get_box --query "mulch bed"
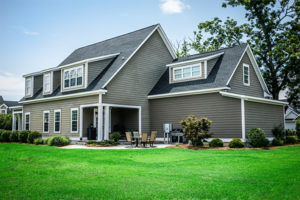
[168,143,300,150]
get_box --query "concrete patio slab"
[60,144,172,150]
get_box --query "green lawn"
[0,144,299,200]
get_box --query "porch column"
[104,106,110,140]
[12,113,16,131]
[17,114,22,131]
[97,94,104,141]
[241,98,246,142]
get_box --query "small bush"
[285,129,296,136]
[44,138,49,144]
[272,124,285,139]
[247,128,269,147]
[18,130,30,143]
[111,132,121,142]
[10,130,19,142]
[33,138,45,145]
[1,130,11,142]
[209,138,224,147]
[0,129,4,142]
[27,130,42,143]
[229,138,245,148]
[285,136,298,144]
[271,138,284,146]
[48,136,70,146]
[296,118,300,138]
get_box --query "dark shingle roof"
[0,96,20,107]
[149,44,248,96]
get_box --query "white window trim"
[70,108,78,133]
[173,63,202,81]
[43,110,50,133]
[63,65,83,90]
[25,76,34,97]
[25,112,30,130]
[43,72,53,94]
[243,63,250,86]
[0,104,7,114]
[53,109,61,133]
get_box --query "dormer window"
[25,77,33,96]
[43,72,52,94]
[64,65,83,89]
[173,64,201,81]
[243,64,250,86]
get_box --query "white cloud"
[11,26,39,36]
[24,31,39,36]
[0,71,24,100]
[160,0,190,14]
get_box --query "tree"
[178,0,299,101]
[174,39,190,57]
[0,114,12,130]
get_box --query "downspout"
[241,98,246,142]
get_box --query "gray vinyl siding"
[149,93,242,138]
[229,53,264,97]
[245,101,284,137]
[33,75,43,95]
[102,30,174,133]
[23,95,99,137]
[88,58,113,85]
[53,70,61,91]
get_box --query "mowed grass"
[0,144,299,200]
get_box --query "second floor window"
[243,64,250,86]
[25,77,32,96]
[43,73,51,93]
[64,66,83,89]
[173,64,201,81]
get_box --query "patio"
[60,143,172,150]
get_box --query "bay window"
[64,66,83,89]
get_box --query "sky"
[0,0,248,101]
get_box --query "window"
[1,109,6,114]
[25,77,33,96]
[25,112,30,130]
[43,73,51,93]
[71,108,78,133]
[64,66,83,89]
[43,111,50,133]
[243,64,250,86]
[173,64,202,81]
[54,109,61,133]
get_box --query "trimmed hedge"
[18,130,30,143]
[48,136,70,146]
[271,138,284,146]
[33,138,45,145]
[10,130,19,142]
[229,138,245,148]
[209,138,224,147]
[285,136,298,144]
[1,130,11,142]
[27,130,42,143]
[247,128,269,147]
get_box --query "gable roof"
[0,96,20,107]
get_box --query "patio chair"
[125,132,135,147]
[149,131,157,147]
[141,132,148,147]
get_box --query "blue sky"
[0,0,247,100]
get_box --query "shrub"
[27,130,42,143]
[10,130,19,142]
[209,138,224,147]
[44,138,49,144]
[247,128,269,147]
[180,115,212,146]
[0,114,12,130]
[33,138,45,145]
[285,136,298,144]
[111,132,121,142]
[285,129,296,136]
[18,130,30,143]
[1,130,11,142]
[229,138,245,148]
[272,124,285,139]
[271,138,284,146]
[0,129,4,142]
[48,136,70,146]
[296,118,300,138]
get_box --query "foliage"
[87,140,118,146]
[0,130,11,142]
[295,118,300,138]
[0,114,12,130]
[18,130,30,143]
[111,132,121,142]
[285,136,298,144]
[27,130,42,143]
[33,138,45,145]
[180,115,212,146]
[272,138,284,146]
[229,138,245,148]
[48,136,70,146]
[272,124,285,139]
[285,129,296,136]
[10,130,19,142]
[209,138,224,147]
[247,128,269,147]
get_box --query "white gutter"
[9,106,23,109]
[219,91,288,106]
[20,89,107,104]
[148,87,230,99]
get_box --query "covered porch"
[11,106,23,131]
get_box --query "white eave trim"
[166,52,224,67]
[102,24,177,88]
[0,104,8,109]
[219,91,288,106]
[23,67,60,78]
[20,89,107,104]
[148,87,230,99]
[10,105,23,109]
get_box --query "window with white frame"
[54,109,61,133]
[43,111,50,133]
[43,73,51,93]
[64,66,83,89]
[243,64,250,86]
[71,108,78,133]
[25,113,30,130]
[25,77,33,96]
[173,64,202,81]
[1,109,6,114]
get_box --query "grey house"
[12,24,287,141]
[0,96,19,114]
